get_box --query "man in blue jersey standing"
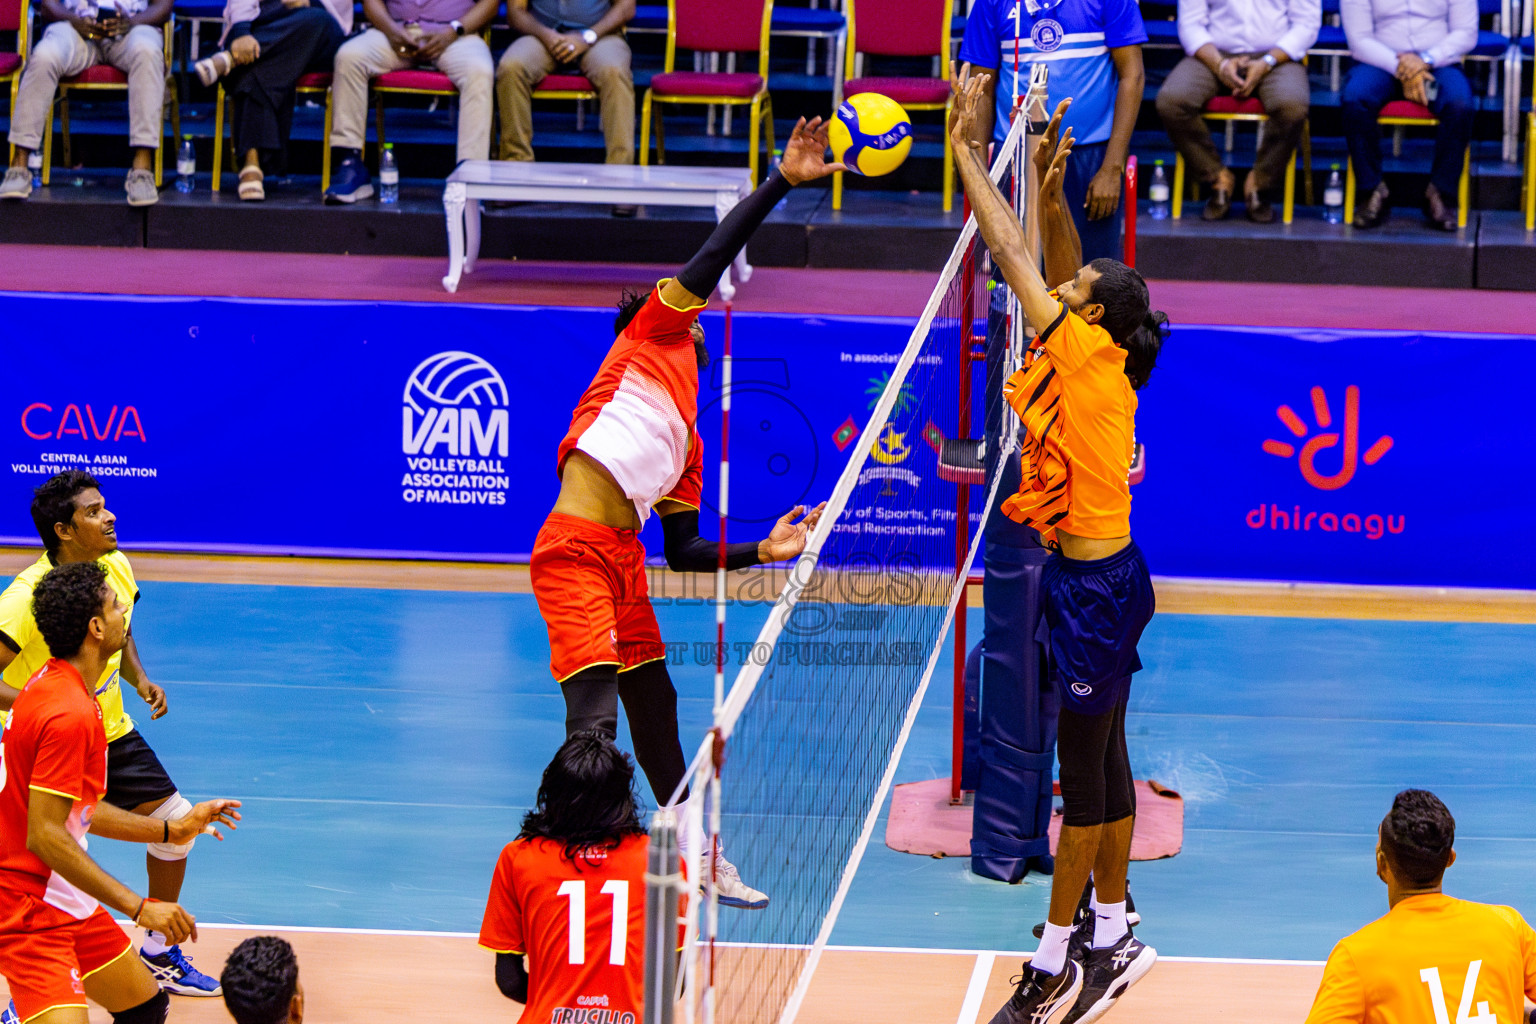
[959,0,1146,262]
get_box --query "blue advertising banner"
[1,292,1531,589]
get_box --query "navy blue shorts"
[1042,542,1155,715]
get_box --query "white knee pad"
[147,793,195,861]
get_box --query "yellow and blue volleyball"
[830,93,913,177]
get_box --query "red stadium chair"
[1170,94,1310,225]
[639,0,774,186]
[31,1,180,186]
[533,72,597,134]
[212,72,334,191]
[1343,100,1471,228]
[832,0,953,212]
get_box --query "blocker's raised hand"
[779,117,846,185]
[948,63,991,154]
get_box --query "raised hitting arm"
[948,64,1061,334]
[658,118,845,310]
[1033,99,1083,287]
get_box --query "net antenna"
[661,111,1035,1024]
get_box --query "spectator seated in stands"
[1154,0,1318,222]
[496,0,635,166]
[0,0,172,205]
[1341,0,1474,230]
[322,0,498,203]
[194,0,349,200]
[221,936,304,1024]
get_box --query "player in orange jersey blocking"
[0,561,241,1024]
[480,731,682,1024]
[951,67,1171,1024]
[1306,790,1536,1024]
[532,117,844,910]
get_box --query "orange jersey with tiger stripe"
[1000,300,1137,545]
[480,835,653,1024]
[1305,894,1536,1024]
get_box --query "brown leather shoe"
[1202,188,1232,221]
[1352,182,1390,229]
[1244,189,1275,223]
[1422,184,1457,231]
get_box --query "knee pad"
[112,989,169,1024]
[147,793,195,861]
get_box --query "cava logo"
[402,351,510,457]
[399,352,511,506]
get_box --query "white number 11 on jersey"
[1420,961,1498,1024]
[557,880,630,967]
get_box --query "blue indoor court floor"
[56,577,1536,964]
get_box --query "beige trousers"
[495,33,633,164]
[330,27,494,162]
[8,22,165,150]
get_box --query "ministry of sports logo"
[399,351,511,506]
[1030,18,1065,51]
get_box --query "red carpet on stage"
[885,778,1184,862]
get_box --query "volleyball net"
[645,76,1045,1024]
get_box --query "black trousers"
[562,661,689,806]
[225,1,343,169]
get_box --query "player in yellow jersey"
[0,471,224,1000]
[1306,789,1536,1024]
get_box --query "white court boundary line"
[956,953,996,1024]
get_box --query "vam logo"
[402,351,509,457]
[1262,385,1392,490]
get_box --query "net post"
[644,808,681,1024]
[1124,156,1138,269]
[715,302,733,712]
[951,225,977,806]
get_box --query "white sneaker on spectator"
[0,167,32,200]
[125,168,158,206]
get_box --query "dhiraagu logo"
[1262,384,1393,490]
[400,351,511,506]
[1248,385,1404,539]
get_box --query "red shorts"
[0,893,134,1023]
[530,513,667,682]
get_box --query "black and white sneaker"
[1061,932,1157,1024]
[987,960,1084,1024]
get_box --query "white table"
[442,162,756,297]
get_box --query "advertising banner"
[2,293,1530,589]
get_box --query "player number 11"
[1420,962,1497,1024]
[557,879,630,967]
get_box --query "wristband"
[162,819,169,843]
[133,897,159,925]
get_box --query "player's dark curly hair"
[1380,789,1456,887]
[519,730,647,865]
[1086,258,1168,391]
[615,287,649,336]
[221,936,299,1024]
[32,561,109,660]
[31,471,100,557]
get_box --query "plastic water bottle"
[175,136,195,194]
[1148,160,1170,220]
[379,144,399,205]
[1323,164,1344,224]
[26,149,42,190]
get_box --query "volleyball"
[830,93,913,177]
